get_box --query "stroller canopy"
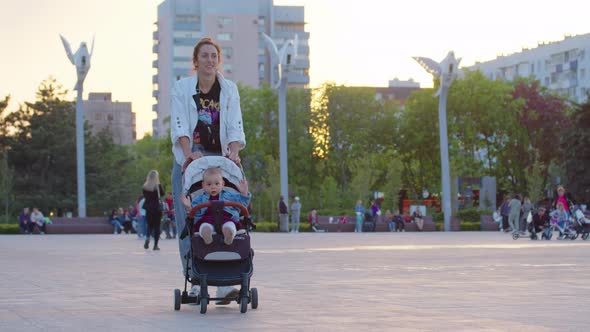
[183,156,244,194]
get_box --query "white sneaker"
[200,225,213,245]
[222,223,236,246]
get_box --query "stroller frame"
[174,199,258,314]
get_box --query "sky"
[1,0,590,138]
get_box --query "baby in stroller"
[181,167,250,245]
[175,156,258,314]
[550,202,572,240]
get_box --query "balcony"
[152,60,158,68]
[152,74,158,84]
[152,89,159,98]
[152,104,158,112]
[152,44,159,54]
[153,30,158,40]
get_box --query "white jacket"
[170,72,246,166]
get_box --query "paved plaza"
[1,232,589,331]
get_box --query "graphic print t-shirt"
[192,79,221,151]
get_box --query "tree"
[561,96,590,203]
[7,79,78,213]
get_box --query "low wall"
[46,217,113,234]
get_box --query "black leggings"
[146,211,162,243]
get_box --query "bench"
[46,217,114,234]
[316,215,437,232]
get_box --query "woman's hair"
[143,170,160,191]
[193,37,222,69]
[557,185,565,193]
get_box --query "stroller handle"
[187,201,249,220]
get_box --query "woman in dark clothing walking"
[143,170,165,251]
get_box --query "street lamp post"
[413,52,461,231]
[261,32,297,229]
[60,35,94,218]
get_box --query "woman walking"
[143,170,165,251]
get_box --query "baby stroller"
[544,209,577,240]
[174,156,258,314]
[362,211,376,232]
[571,206,590,241]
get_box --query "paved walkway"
[1,232,589,331]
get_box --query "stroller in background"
[362,211,376,232]
[571,206,590,241]
[543,209,577,240]
[174,156,258,314]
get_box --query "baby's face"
[202,173,224,196]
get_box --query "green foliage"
[252,221,311,232]
[460,222,481,231]
[0,223,19,234]
[456,208,487,223]
[561,96,590,203]
[252,222,278,232]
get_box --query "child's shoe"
[199,224,213,245]
[222,222,236,245]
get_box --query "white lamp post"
[413,51,461,231]
[60,35,94,218]
[261,32,298,222]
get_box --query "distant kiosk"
[60,35,94,217]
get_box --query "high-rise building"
[84,93,136,145]
[152,0,310,137]
[468,33,590,103]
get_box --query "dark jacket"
[143,184,165,214]
[278,200,288,214]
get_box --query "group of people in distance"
[18,207,49,234]
[498,185,583,240]
[355,200,425,232]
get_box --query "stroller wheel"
[250,288,258,309]
[200,298,207,314]
[174,289,181,311]
[582,233,589,240]
[512,233,519,240]
[240,296,248,313]
[571,233,579,240]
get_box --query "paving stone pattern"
[1,232,589,331]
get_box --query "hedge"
[0,224,20,234]
[252,221,311,232]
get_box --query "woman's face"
[558,189,565,197]
[194,44,219,76]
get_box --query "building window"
[175,15,199,24]
[581,69,586,79]
[222,47,233,59]
[223,63,233,74]
[95,113,102,121]
[173,30,201,39]
[217,17,233,25]
[173,60,192,69]
[173,45,194,58]
[217,33,232,41]
[107,114,114,121]
[531,63,534,74]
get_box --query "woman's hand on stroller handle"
[182,151,204,173]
